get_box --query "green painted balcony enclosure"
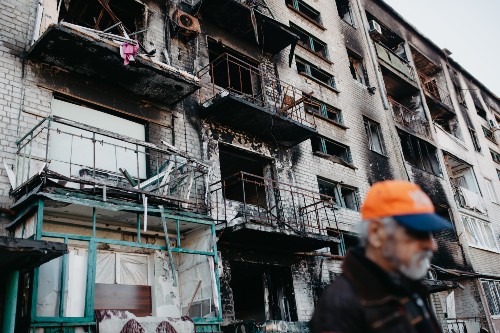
[374,41,416,82]
[7,116,222,332]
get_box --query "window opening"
[398,130,441,176]
[483,126,497,143]
[296,58,336,89]
[482,280,500,316]
[484,178,498,203]
[286,0,321,24]
[491,149,500,165]
[469,127,482,152]
[219,145,271,207]
[336,0,355,26]
[289,23,328,58]
[347,51,368,85]
[462,215,499,251]
[364,118,385,155]
[317,177,359,211]
[312,137,352,165]
[304,98,343,124]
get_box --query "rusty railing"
[209,171,339,235]
[389,98,432,139]
[15,116,209,212]
[197,53,316,129]
[418,72,453,108]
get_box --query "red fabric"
[122,43,139,65]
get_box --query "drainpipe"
[2,270,19,333]
[354,0,389,110]
[32,0,44,45]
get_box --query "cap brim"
[393,213,453,232]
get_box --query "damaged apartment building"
[0,0,500,332]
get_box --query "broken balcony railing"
[418,72,453,109]
[209,172,340,235]
[197,53,316,129]
[389,98,432,139]
[373,41,416,82]
[14,116,209,212]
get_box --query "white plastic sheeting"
[96,251,150,286]
[37,256,62,316]
[65,249,88,317]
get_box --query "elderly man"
[310,180,452,333]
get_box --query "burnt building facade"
[0,0,499,332]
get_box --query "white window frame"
[485,178,498,203]
[482,280,500,317]
[461,214,499,252]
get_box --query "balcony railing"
[418,72,453,108]
[446,317,486,333]
[14,116,209,212]
[373,41,416,81]
[209,172,340,236]
[389,98,432,139]
[197,53,316,129]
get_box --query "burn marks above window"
[347,49,368,86]
[336,0,355,27]
[364,117,385,155]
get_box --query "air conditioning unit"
[172,9,201,41]
[368,20,382,37]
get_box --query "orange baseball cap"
[361,180,452,232]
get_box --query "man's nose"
[422,235,438,252]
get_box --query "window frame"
[289,22,329,59]
[482,280,500,316]
[485,178,498,203]
[491,149,500,165]
[364,117,386,155]
[336,0,356,27]
[312,136,352,164]
[398,130,442,176]
[286,0,322,25]
[296,57,337,89]
[317,177,360,211]
[469,127,482,152]
[347,53,368,86]
[462,214,499,252]
[304,98,343,126]
[483,126,497,144]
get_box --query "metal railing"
[209,171,340,235]
[446,316,485,333]
[197,53,316,129]
[389,98,432,139]
[418,72,453,108]
[15,116,210,212]
[373,41,416,81]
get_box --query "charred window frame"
[304,98,343,125]
[469,127,482,152]
[483,126,497,144]
[311,137,352,164]
[289,23,328,59]
[58,0,146,42]
[286,0,322,25]
[482,280,500,316]
[398,130,441,176]
[491,149,500,165]
[453,82,466,106]
[317,177,360,211]
[296,58,336,89]
[364,117,385,155]
[347,50,368,86]
[336,0,355,27]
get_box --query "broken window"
[312,137,353,166]
[347,50,368,86]
[462,215,499,251]
[219,145,271,207]
[296,58,336,89]
[207,39,261,99]
[317,177,359,211]
[289,23,328,59]
[482,280,500,316]
[364,118,385,155]
[336,0,355,26]
[329,232,358,255]
[483,126,497,143]
[58,0,145,39]
[230,262,297,322]
[491,149,500,165]
[286,0,321,25]
[398,130,441,176]
[469,127,482,152]
[304,98,343,125]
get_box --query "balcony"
[13,116,209,213]
[198,0,298,55]
[26,23,200,105]
[209,172,338,251]
[374,41,416,83]
[418,72,453,109]
[452,185,486,214]
[197,53,317,147]
[389,98,432,140]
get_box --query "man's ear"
[367,219,385,248]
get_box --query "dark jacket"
[310,248,442,333]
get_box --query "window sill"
[468,245,500,254]
[341,18,356,29]
[368,149,388,158]
[296,43,333,65]
[405,162,442,178]
[306,110,348,129]
[287,5,327,30]
[299,72,339,93]
[313,151,357,170]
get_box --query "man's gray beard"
[382,239,433,280]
